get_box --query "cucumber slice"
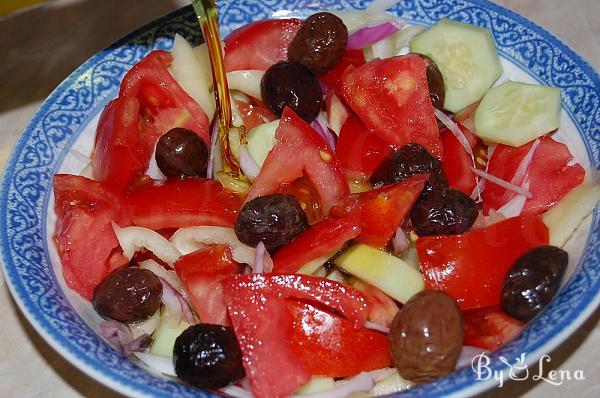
[474,80,561,147]
[410,19,502,112]
[246,119,279,166]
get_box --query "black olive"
[92,267,162,323]
[155,128,208,177]
[260,61,322,122]
[235,194,308,251]
[288,12,348,75]
[174,324,245,389]
[502,245,568,322]
[418,54,446,110]
[410,188,477,236]
[370,143,448,191]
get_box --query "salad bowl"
[1,0,599,397]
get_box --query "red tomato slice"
[416,215,549,310]
[353,282,400,327]
[463,306,524,350]
[279,175,324,224]
[53,175,130,299]
[224,18,303,71]
[330,174,427,249]
[174,245,242,326]
[336,114,394,181]
[93,51,210,193]
[287,300,392,377]
[272,218,361,274]
[341,54,442,158]
[125,178,242,230]
[235,98,277,130]
[319,49,366,95]
[441,123,479,195]
[221,274,368,398]
[483,136,585,215]
[246,107,350,214]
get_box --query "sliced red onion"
[170,226,256,266]
[293,372,374,398]
[221,385,254,398]
[392,227,409,255]
[510,138,541,186]
[471,168,532,198]
[347,21,402,50]
[135,352,177,377]
[239,145,261,179]
[112,222,182,266]
[253,241,266,274]
[365,0,403,14]
[311,112,337,150]
[138,259,187,300]
[159,276,196,326]
[364,321,390,334]
[470,176,486,202]
[100,320,150,357]
[455,346,489,370]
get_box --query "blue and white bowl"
[1,1,598,397]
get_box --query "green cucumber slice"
[246,119,279,166]
[410,18,502,112]
[474,80,561,146]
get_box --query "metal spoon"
[191,0,241,175]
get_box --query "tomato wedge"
[335,114,394,181]
[221,274,368,398]
[416,215,549,310]
[174,245,242,326]
[272,217,361,274]
[246,107,350,214]
[483,135,585,215]
[463,306,524,350]
[126,178,242,230]
[341,54,442,158]
[235,98,277,130]
[319,49,366,95]
[440,123,479,195]
[224,18,303,71]
[330,175,427,249]
[287,301,392,378]
[53,175,130,299]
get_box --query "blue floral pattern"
[1,1,598,397]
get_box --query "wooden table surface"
[0,0,598,397]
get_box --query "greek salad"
[52,2,600,398]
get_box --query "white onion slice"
[392,227,409,255]
[368,367,396,383]
[222,385,254,398]
[112,223,182,266]
[239,145,261,179]
[470,177,486,201]
[470,168,532,198]
[146,142,167,181]
[364,321,390,334]
[158,277,184,325]
[100,320,149,357]
[510,138,541,186]
[138,259,186,299]
[497,181,530,218]
[207,120,222,179]
[226,70,264,100]
[311,112,337,150]
[129,309,160,339]
[326,93,349,136]
[135,352,177,377]
[294,372,374,398]
[252,242,266,274]
[170,226,256,266]
[434,108,474,161]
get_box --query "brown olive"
[235,194,308,251]
[260,61,322,122]
[419,54,445,110]
[410,188,478,236]
[92,267,162,323]
[502,245,568,321]
[370,143,448,191]
[288,12,348,75]
[155,127,208,177]
[389,290,463,384]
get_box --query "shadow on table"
[0,0,186,113]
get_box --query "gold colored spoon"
[191,0,241,175]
